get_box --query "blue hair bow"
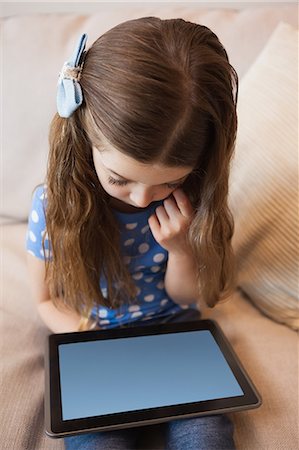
[56,33,88,118]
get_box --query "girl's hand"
[148,188,194,255]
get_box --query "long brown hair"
[45,17,238,319]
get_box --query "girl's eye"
[108,176,128,186]
[165,182,182,189]
[108,176,182,189]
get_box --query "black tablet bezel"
[45,319,262,438]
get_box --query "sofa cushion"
[203,292,298,450]
[229,22,299,330]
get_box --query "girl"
[26,17,238,450]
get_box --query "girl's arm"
[27,253,83,333]
[164,251,200,305]
[149,188,204,307]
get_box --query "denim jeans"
[64,309,236,450]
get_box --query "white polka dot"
[124,238,135,246]
[153,253,165,263]
[141,225,149,234]
[29,231,37,242]
[100,320,110,326]
[115,314,124,320]
[128,305,140,312]
[101,288,108,298]
[131,311,143,319]
[126,223,138,230]
[135,265,145,271]
[99,309,108,318]
[132,272,143,280]
[150,266,160,273]
[39,192,47,200]
[145,277,154,283]
[138,243,149,254]
[157,281,164,289]
[144,294,155,302]
[31,210,39,223]
[160,299,168,307]
[27,250,35,257]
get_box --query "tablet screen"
[45,319,261,437]
[58,330,243,421]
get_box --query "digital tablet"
[45,319,262,438]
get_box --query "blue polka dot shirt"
[26,185,197,328]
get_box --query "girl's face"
[92,146,193,211]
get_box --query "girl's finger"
[154,204,170,224]
[172,189,194,218]
[148,213,161,235]
[162,195,180,219]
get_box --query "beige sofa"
[1,4,298,450]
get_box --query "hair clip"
[56,33,88,118]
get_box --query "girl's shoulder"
[31,183,47,208]
[33,183,47,199]
[26,184,49,260]
[29,184,47,220]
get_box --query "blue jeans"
[64,309,236,450]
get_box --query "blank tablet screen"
[58,330,244,421]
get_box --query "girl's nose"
[129,186,154,208]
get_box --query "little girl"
[26,16,238,450]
